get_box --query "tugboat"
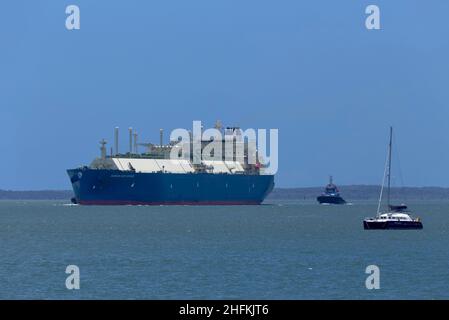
[363,127,423,230]
[317,176,346,204]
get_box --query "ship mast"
[387,126,393,209]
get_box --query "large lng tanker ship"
[67,123,275,205]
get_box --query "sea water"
[0,200,448,299]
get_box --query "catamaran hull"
[363,220,423,230]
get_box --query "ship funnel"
[114,127,119,155]
[160,129,163,147]
[129,127,133,154]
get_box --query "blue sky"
[1,1,448,189]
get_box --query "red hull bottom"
[77,200,261,206]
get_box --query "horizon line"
[2,184,449,192]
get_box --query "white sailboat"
[363,127,423,230]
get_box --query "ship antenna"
[160,129,163,147]
[114,127,119,156]
[128,127,133,156]
[133,131,138,154]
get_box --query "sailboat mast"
[387,126,393,208]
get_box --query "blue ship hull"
[67,168,275,205]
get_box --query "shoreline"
[1,185,449,201]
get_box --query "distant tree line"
[268,185,449,201]
[1,186,449,201]
[0,190,74,200]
